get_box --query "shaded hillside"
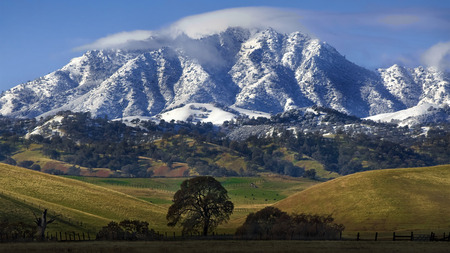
[275,165,450,232]
[2,111,450,178]
[0,163,166,232]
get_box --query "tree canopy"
[166,176,234,236]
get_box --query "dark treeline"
[1,110,449,177]
[96,220,162,241]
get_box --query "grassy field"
[0,163,167,233]
[12,144,112,177]
[66,175,318,232]
[1,240,450,253]
[3,161,450,236]
[0,163,318,234]
[275,165,450,233]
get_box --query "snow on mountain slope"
[25,115,65,138]
[378,65,450,108]
[1,27,449,123]
[158,103,235,124]
[229,105,270,119]
[366,103,450,126]
[378,64,422,108]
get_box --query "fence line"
[355,231,450,242]
[2,229,450,243]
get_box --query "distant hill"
[0,163,167,232]
[275,165,450,232]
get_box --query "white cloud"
[75,7,304,51]
[75,30,155,51]
[378,14,420,26]
[167,7,304,39]
[421,41,450,71]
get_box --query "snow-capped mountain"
[1,27,448,122]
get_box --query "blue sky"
[0,0,449,92]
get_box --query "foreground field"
[2,162,450,235]
[276,165,450,233]
[0,163,167,233]
[66,175,318,232]
[0,163,318,233]
[1,241,450,253]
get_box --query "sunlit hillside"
[0,163,167,233]
[275,165,450,232]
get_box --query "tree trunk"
[203,219,209,236]
[35,209,55,241]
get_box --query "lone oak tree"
[167,176,234,236]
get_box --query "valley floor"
[0,240,449,253]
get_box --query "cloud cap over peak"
[75,7,304,51]
[167,7,304,39]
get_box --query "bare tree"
[33,209,57,240]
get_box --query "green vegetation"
[167,176,234,236]
[275,165,450,233]
[236,207,344,239]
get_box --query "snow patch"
[365,103,439,126]
[159,103,236,125]
[26,115,65,138]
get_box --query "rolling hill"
[0,163,167,233]
[275,165,450,232]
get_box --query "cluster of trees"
[1,111,450,178]
[236,207,344,240]
[262,129,433,175]
[0,221,36,242]
[96,220,162,241]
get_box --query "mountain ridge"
[1,27,448,121]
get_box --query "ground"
[0,241,449,253]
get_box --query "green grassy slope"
[275,165,450,232]
[0,163,167,233]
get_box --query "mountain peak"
[0,29,448,122]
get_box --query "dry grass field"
[275,165,450,233]
[0,163,167,233]
[2,161,450,236]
